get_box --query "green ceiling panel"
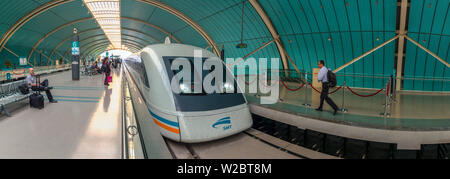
[405,0,449,91]
[0,0,447,91]
[259,0,397,89]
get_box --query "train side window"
[139,57,150,88]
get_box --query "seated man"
[90,62,99,75]
[26,68,58,103]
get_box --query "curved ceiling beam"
[84,42,141,59]
[76,36,146,56]
[28,16,177,62]
[122,34,152,46]
[47,33,106,66]
[62,38,111,62]
[249,0,289,70]
[87,41,143,58]
[121,16,181,43]
[122,39,147,49]
[49,28,102,61]
[27,17,95,60]
[98,45,140,56]
[0,0,75,52]
[122,27,161,43]
[95,46,140,56]
[82,45,110,60]
[137,0,220,57]
[122,43,144,52]
[52,28,156,62]
[79,39,145,58]
[103,48,137,52]
[81,40,113,57]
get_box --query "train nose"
[178,106,253,143]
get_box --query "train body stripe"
[149,110,179,128]
[153,118,180,134]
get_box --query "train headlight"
[180,84,191,93]
[223,82,235,93]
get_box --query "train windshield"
[163,56,246,112]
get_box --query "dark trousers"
[31,79,54,101]
[104,73,110,85]
[319,82,339,111]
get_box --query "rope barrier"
[386,81,391,97]
[280,80,305,91]
[308,83,343,94]
[309,83,321,93]
[259,77,279,88]
[241,76,258,86]
[11,69,26,75]
[329,86,343,95]
[346,86,384,97]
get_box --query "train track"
[165,128,338,159]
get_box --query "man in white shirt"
[26,68,58,103]
[316,60,339,115]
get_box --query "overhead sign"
[19,57,27,66]
[72,41,80,55]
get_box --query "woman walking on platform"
[102,57,112,86]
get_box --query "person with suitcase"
[102,58,112,86]
[26,68,58,105]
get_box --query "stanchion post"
[380,80,391,117]
[303,74,311,107]
[341,81,348,113]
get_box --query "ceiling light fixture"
[83,0,122,48]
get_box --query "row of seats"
[0,80,31,117]
[0,65,71,117]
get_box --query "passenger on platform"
[26,68,58,103]
[102,58,112,86]
[315,60,339,115]
[91,61,101,75]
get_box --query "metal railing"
[0,64,71,82]
[239,69,449,119]
[121,66,173,159]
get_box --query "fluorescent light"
[83,0,122,48]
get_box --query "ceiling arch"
[0,0,74,52]
[51,28,158,63]
[49,28,103,61]
[1,0,448,92]
[28,16,181,61]
[136,0,220,56]
[0,0,220,60]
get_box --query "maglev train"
[123,40,253,143]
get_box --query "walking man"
[315,60,339,115]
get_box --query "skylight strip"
[83,0,122,48]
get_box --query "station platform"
[245,81,450,150]
[0,70,123,159]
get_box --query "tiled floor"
[244,81,450,130]
[0,70,123,159]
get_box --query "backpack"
[18,84,30,95]
[327,70,337,88]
